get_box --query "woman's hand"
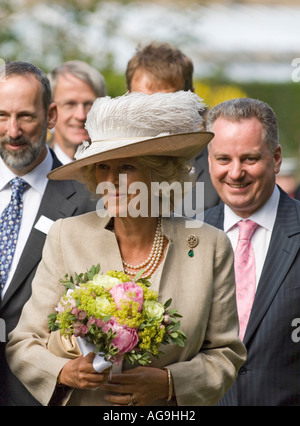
[58,352,110,390]
[100,366,169,406]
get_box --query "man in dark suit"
[0,61,96,405]
[204,97,300,406]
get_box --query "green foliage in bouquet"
[48,264,187,366]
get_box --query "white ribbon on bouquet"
[76,336,112,373]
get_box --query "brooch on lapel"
[186,234,199,257]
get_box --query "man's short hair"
[48,60,106,99]
[0,60,52,113]
[206,98,279,153]
[126,41,194,92]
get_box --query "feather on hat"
[48,91,214,181]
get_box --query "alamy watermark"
[291,58,300,82]
[95,175,204,228]
[0,318,6,342]
[0,57,6,82]
[291,318,300,343]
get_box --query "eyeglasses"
[54,100,94,113]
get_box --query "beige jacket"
[6,213,246,406]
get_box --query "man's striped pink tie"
[234,220,258,341]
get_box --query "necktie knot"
[237,219,258,241]
[10,177,29,197]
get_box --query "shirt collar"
[224,185,280,233]
[53,143,74,164]
[0,147,53,194]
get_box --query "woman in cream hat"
[6,91,246,406]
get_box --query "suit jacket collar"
[205,187,300,345]
[204,202,224,229]
[244,189,300,344]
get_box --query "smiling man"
[0,60,96,406]
[48,60,106,164]
[0,72,55,173]
[204,98,300,406]
[208,115,281,218]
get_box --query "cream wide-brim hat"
[48,91,214,181]
[48,131,214,181]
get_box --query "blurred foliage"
[194,81,248,108]
[1,0,299,158]
[102,69,127,97]
[194,78,300,158]
[238,81,300,158]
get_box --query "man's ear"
[207,144,212,172]
[274,144,282,175]
[47,103,57,130]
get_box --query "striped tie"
[234,220,258,341]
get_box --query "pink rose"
[74,324,89,337]
[71,307,87,320]
[109,282,144,312]
[95,318,104,328]
[87,316,96,326]
[77,310,87,320]
[102,318,139,354]
[71,307,79,316]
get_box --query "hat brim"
[48,131,214,181]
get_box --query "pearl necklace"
[122,218,164,277]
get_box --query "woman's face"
[95,158,152,217]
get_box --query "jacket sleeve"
[6,219,73,406]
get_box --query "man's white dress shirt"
[224,186,280,289]
[0,148,53,297]
[53,143,73,165]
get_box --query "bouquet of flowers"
[48,264,186,372]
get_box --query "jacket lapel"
[244,191,300,344]
[205,192,300,346]
[204,203,224,229]
[1,152,79,307]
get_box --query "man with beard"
[0,61,96,406]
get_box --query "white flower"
[92,273,121,289]
[95,295,113,317]
[143,300,165,323]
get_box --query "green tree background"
[1,0,299,161]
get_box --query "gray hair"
[48,60,106,99]
[0,60,52,113]
[206,98,279,153]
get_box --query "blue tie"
[0,177,29,290]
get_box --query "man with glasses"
[48,60,106,164]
